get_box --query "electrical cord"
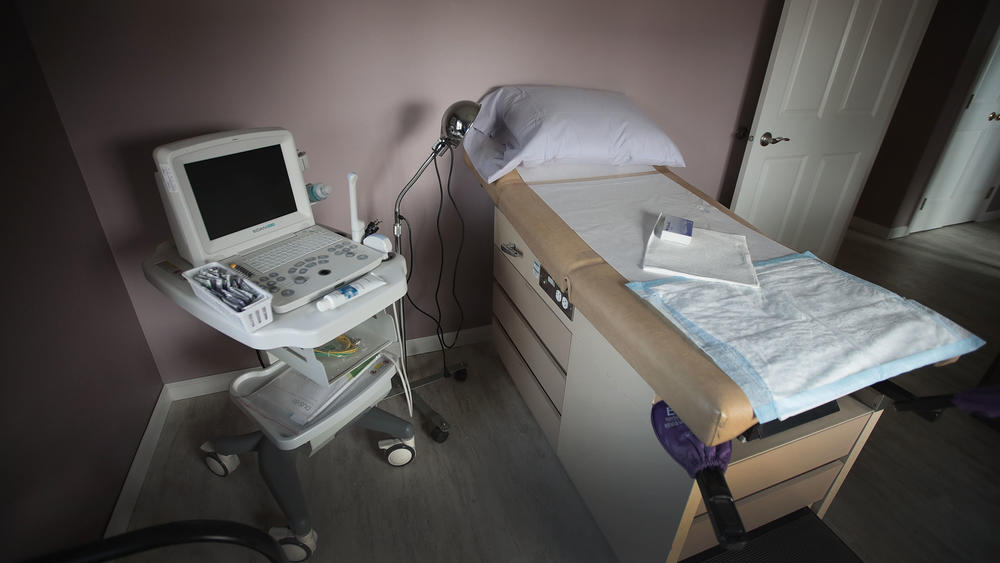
[396,145,467,373]
[435,146,465,349]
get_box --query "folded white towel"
[642,225,758,287]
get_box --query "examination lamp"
[392,99,480,355]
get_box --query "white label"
[159,165,179,193]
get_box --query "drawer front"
[493,283,567,412]
[493,319,561,448]
[692,413,867,515]
[493,209,572,329]
[493,246,572,370]
[681,460,844,559]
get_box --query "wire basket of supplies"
[182,262,273,332]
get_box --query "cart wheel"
[452,367,468,382]
[278,537,312,562]
[385,443,415,467]
[270,527,317,562]
[200,442,239,476]
[430,426,449,443]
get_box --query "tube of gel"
[315,273,386,312]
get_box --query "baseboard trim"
[165,367,247,401]
[105,326,491,536]
[104,386,173,537]
[404,324,492,356]
[850,217,910,239]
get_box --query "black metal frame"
[24,520,287,563]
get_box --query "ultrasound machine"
[143,128,414,561]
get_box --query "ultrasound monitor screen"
[185,144,297,240]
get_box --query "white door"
[910,29,1000,232]
[978,187,1000,222]
[732,0,936,261]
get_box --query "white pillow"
[463,85,685,183]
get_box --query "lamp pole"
[391,99,479,361]
[392,138,448,358]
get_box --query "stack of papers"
[250,353,381,427]
[642,213,759,287]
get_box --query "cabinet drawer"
[493,319,561,449]
[692,406,869,515]
[493,282,567,412]
[493,246,572,370]
[681,460,843,559]
[493,209,571,328]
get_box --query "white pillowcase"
[464,85,685,183]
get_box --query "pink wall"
[3,6,163,556]
[20,0,771,382]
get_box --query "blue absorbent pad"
[627,252,985,423]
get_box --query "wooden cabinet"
[490,208,881,562]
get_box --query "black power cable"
[397,145,466,374]
[432,145,465,350]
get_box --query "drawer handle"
[501,242,523,258]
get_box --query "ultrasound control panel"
[228,239,386,314]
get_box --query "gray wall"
[19,0,777,383]
[0,3,162,560]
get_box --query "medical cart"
[143,242,414,562]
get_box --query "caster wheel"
[269,527,317,562]
[385,443,415,467]
[200,442,239,476]
[453,368,468,382]
[278,537,313,562]
[430,426,449,443]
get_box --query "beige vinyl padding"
[467,154,758,444]
[474,159,604,296]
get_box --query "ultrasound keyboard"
[224,225,386,314]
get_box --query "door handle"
[500,242,523,258]
[759,132,790,146]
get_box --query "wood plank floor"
[127,344,616,562]
[128,220,999,562]
[825,220,1000,563]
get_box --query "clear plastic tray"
[314,323,393,383]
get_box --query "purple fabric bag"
[651,400,747,550]
[650,401,732,477]
[952,385,1000,418]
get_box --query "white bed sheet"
[523,171,790,283]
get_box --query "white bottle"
[315,274,386,312]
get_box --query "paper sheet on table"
[526,173,790,282]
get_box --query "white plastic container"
[183,262,273,332]
[315,273,386,312]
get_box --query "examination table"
[472,159,889,562]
